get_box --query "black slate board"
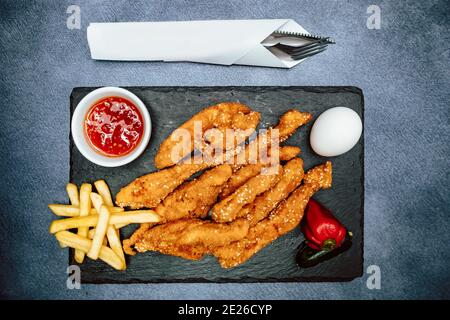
[69,86,364,283]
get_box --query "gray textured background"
[0,0,449,299]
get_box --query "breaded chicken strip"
[177,219,249,246]
[225,110,312,168]
[212,161,332,268]
[133,220,208,260]
[238,157,305,226]
[211,165,283,223]
[155,164,232,221]
[123,151,300,255]
[155,102,260,169]
[219,146,300,199]
[124,162,283,255]
[128,159,303,257]
[276,109,313,142]
[277,145,302,161]
[116,110,311,210]
[127,161,330,262]
[132,219,250,260]
[116,162,208,209]
[122,164,231,255]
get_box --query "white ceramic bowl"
[71,87,151,167]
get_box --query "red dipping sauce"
[84,96,144,157]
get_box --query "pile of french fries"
[49,180,160,270]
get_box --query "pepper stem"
[322,239,336,251]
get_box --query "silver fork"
[271,32,334,60]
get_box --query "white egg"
[310,107,362,157]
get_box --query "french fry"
[87,205,111,260]
[115,222,128,229]
[50,215,97,233]
[90,192,104,210]
[49,211,160,233]
[94,180,114,207]
[49,204,80,217]
[58,241,68,248]
[88,228,107,246]
[74,183,92,263]
[107,226,125,264]
[55,231,124,270]
[109,211,160,226]
[66,183,79,206]
[59,183,80,248]
[50,180,136,270]
[48,204,123,217]
[90,192,125,264]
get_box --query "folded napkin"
[87,19,322,68]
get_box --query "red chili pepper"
[301,199,347,251]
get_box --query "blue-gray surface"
[0,0,449,300]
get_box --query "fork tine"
[275,40,330,55]
[273,31,336,44]
[279,38,326,50]
[290,43,328,57]
[291,47,328,60]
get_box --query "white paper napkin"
[87,19,314,68]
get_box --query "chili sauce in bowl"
[72,87,151,167]
[84,96,144,157]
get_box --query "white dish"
[71,87,151,167]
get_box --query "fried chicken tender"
[212,161,332,268]
[155,102,260,169]
[238,157,305,226]
[226,110,312,167]
[133,220,208,260]
[122,164,231,255]
[211,165,283,223]
[122,149,299,255]
[276,109,313,142]
[133,219,250,260]
[155,164,232,221]
[116,110,310,211]
[128,161,331,264]
[219,146,300,199]
[116,163,208,209]
[277,145,302,161]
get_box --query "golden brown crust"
[211,165,283,223]
[219,146,301,199]
[219,164,264,200]
[226,110,311,167]
[121,109,315,262]
[276,109,313,143]
[278,146,302,161]
[122,223,153,256]
[116,110,310,210]
[122,165,231,254]
[115,163,208,209]
[212,161,332,268]
[155,164,232,221]
[240,157,305,226]
[155,102,260,169]
[177,219,249,246]
[132,219,250,259]
[124,163,331,265]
